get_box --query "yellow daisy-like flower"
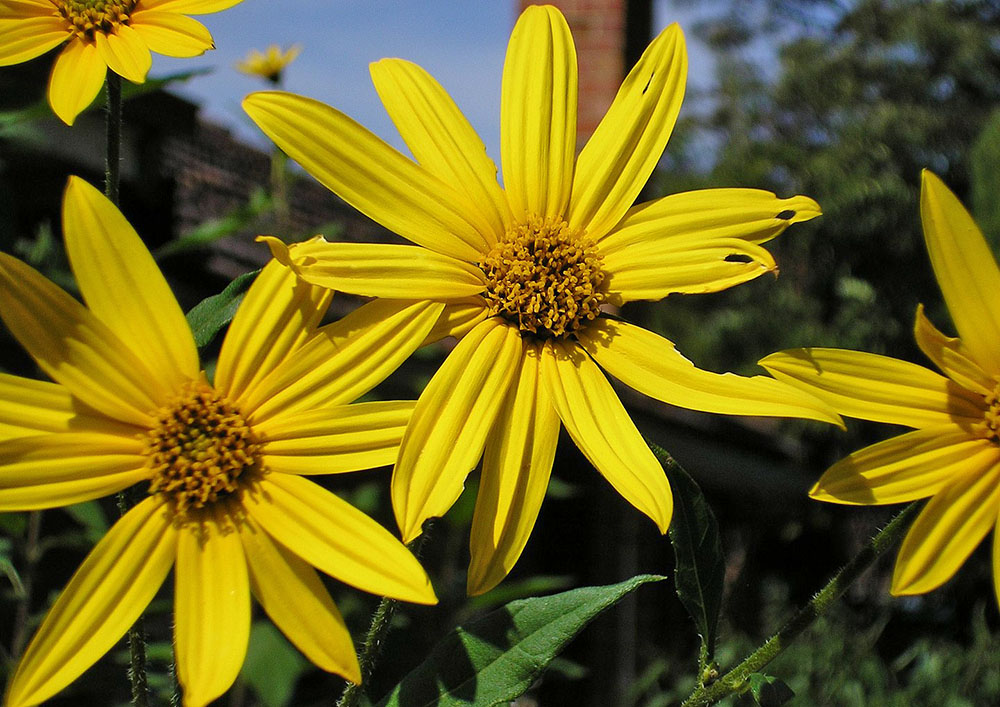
[0,0,243,125]
[0,177,440,707]
[244,4,840,596]
[761,170,1000,607]
[236,43,300,84]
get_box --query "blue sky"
[156,1,718,160]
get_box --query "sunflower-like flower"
[0,0,243,125]
[761,170,1000,607]
[0,177,440,707]
[236,43,300,84]
[244,4,840,595]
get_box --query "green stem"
[104,72,122,204]
[336,522,435,707]
[681,502,920,707]
[106,72,148,706]
[10,511,42,660]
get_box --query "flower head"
[236,43,300,84]
[244,4,840,595]
[0,177,439,707]
[0,0,244,124]
[761,170,1000,607]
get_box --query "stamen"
[479,216,606,338]
[980,386,1000,443]
[57,0,136,40]
[143,380,260,517]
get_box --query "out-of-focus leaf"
[463,575,573,613]
[0,69,212,138]
[749,673,795,706]
[185,269,260,348]
[0,537,25,597]
[377,574,664,707]
[63,500,108,543]
[154,188,272,259]
[652,444,724,667]
[241,621,308,707]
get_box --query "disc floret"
[144,380,260,516]
[479,216,607,338]
[57,0,136,40]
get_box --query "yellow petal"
[174,505,250,707]
[280,241,486,299]
[568,23,687,239]
[811,425,998,505]
[215,258,330,403]
[258,401,414,475]
[598,190,821,253]
[392,319,523,542]
[63,177,199,389]
[913,305,994,396]
[500,5,576,220]
[760,347,983,428]
[242,299,444,422]
[96,25,151,83]
[243,91,488,262]
[0,432,148,511]
[421,298,490,346]
[468,341,559,595]
[370,58,508,240]
[603,236,777,301]
[891,457,1000,594]
[541,340,672,533]
[0,373,130,438]
[0,251,166,426]
[129,10,213,57]
[138,0,243,13]
[239,515,361,681]
[47,38,106,125]
[0,0,59,18]
[580,320,843,425]
[6,497,175,707]
[0,15,66,65]
[921,170,1000,377]
[244,474,437,604]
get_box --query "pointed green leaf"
[185,269,260,348]
[748,673,795,706]
[377,575,665,707]
[652,444,725,666]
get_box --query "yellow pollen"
[143,381,260,516]
[57,0,135,40]
[479,216,607,338]
[980,386,1000,443]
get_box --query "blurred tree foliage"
[650,0,1000,375]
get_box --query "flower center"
[479,216,607,338]
[143,381,260,516]
[57,0,135,40]
[980,386,1000,443]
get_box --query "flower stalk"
[681,501,920,707]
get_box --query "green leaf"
[377,574,664,707]
[240,621,308,707]
[0,537,25,597]
[63,500,108,543]
[652,444,724,666]
[153,189,273,260]
[185,269,260,348]
[748,673,795,706]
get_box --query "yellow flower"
[244,4,840,596]
[236,43,300,83]
[0,177,440,707]
[0,0,244,125]
[761,170,1000,607]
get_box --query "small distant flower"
[761,170,1000,608]
[245,4,840,596]
[237,43,300,84]
[0,177,439,707]
[0,0,245,125]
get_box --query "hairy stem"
[336,522,435,707]
[681,502,920,707]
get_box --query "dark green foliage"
[748,673,795,706]
[185,269,260,348]
[376,575,664,707]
